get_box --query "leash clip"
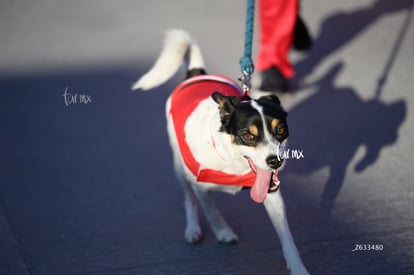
[238,71,252,97]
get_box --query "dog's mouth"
[246,157,280,204]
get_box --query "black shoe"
[259,66,289,93]
[293,15,312,51]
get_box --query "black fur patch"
[186,68,207,79]
[228,102,264,146]
[211,92,241,132]
[256,98,289,142]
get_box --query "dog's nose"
[266,155,283,169]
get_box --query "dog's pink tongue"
[250,167,272,204]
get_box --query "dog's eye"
[242,133,255,141]
[276,124,286,136]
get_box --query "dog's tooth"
[275,181,280,188]
[268,179,280,193]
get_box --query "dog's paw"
[287,262,310,275]
[216,228,239,244]
[185,224,203,244]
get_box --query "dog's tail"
[131,29,206,91]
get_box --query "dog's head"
[212,92,288,203]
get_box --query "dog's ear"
[258,95,288,118]
[211,92,241,132]
[259,94,281,105]
[212,92,241,108]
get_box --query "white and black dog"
[132,29,309,275]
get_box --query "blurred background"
[1,0,413,274]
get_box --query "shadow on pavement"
[286,62,406,214]
[295,0,414,77]
[287,0,412,215]
[0,64,182,274]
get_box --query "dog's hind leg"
[264,191,309,275]
[182,181,203,243]
[173,160,203,244]
[192,188,239,243]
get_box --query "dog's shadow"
[283,61,406,215]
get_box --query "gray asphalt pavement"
[1,0,414,274]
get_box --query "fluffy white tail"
[132,29,205,91]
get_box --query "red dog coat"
[169,75,256,187]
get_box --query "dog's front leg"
[264,191,310,275]
[192,188,239,243]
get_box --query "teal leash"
[239,0,255,95]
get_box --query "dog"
[132,29,309,275]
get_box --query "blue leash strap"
[239,0,255,94]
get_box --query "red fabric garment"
[170,75,256,187]
[256,0,297,78]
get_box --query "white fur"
[132,29,204,90]
[134,29,309,274]
[185,99,250,176]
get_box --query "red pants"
[256,0,297,78]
